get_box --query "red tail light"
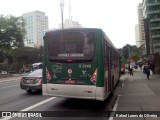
[37,77,43,84]
[67,59,73,62]
[46,71,51,81]
[90,69,97,85]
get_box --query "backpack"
[143,69,146,74]
[146,68,150,73]
[144,66,150,74]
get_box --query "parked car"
[31,62,43,72]
[134,65,138,69]
[20,69,42,93]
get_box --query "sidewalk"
[113,69,160,120]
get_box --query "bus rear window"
[46,31,96,62]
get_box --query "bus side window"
[115,53,117,67]
[104,42,108,61]
[115,53,118,67]
[113,51,116,67]
[111,48,115,68]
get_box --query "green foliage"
[0,15,26,49]
[0,51,4,62]
[0,63,9,71]
[129,52,140,62]
[0,15,44,72]
[121,44,130,60]
[0,47,42,72]
[121,44,140,61]
[9,62,21,72]
[12,47,42,64]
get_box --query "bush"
[9,62,21,73]
[0,63,9,72]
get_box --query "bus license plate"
[64,80,75,84]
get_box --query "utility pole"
[128,45,130,58]
[69,0,72,20]
[60,0,64,28]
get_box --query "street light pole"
[60,0,64,28]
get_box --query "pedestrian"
[143,63,150,80]
[129,64,133,76]
[139,63,142,70]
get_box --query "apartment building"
[22,11,49,48]
[142,0,160,54]
[135,24,140,47]
[59,19,82,28]
[137,3,145,48]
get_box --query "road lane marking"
[0,97,56,120]
[108,95,121,120]
[20,97,56,111]
[0,79,20,83]
[0,84,19,89]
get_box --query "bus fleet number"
[79,64,91,68]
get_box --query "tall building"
[22,11,49,48]
[137,3,145,48]
[59,19,82,28]
[142,0,160,54]
[59,0,82,28]
[135,24,140,47]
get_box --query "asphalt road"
[0,76,117,120]
[1,69,159,120]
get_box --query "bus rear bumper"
[42,84,105,100]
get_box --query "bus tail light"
[46,68,51,81]
[37,77,43,84]
[90,69,97,85]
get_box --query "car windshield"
[28,69,42,76]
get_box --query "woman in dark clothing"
[143,63,150,80]
[129,64,133,76]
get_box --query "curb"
[0,73,28,79]
[0,74,14,78]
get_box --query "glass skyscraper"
[142,0,160,54]
[22,11,49,48]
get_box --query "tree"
[129,52,140,62]
[121,44,140,61]
[122,44,130,60]
[0,51,4,62]
[0,15,26,49]
[11,47,42,70]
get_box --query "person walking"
[139,63,142,70]
[129,64,133,76]
[143,63,150,80]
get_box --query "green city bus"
[42,28,121,101]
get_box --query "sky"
[0,0,142,48]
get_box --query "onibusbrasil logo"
[2,112,42,118]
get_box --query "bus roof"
[44,28,102,34]
[44,28,119,54]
